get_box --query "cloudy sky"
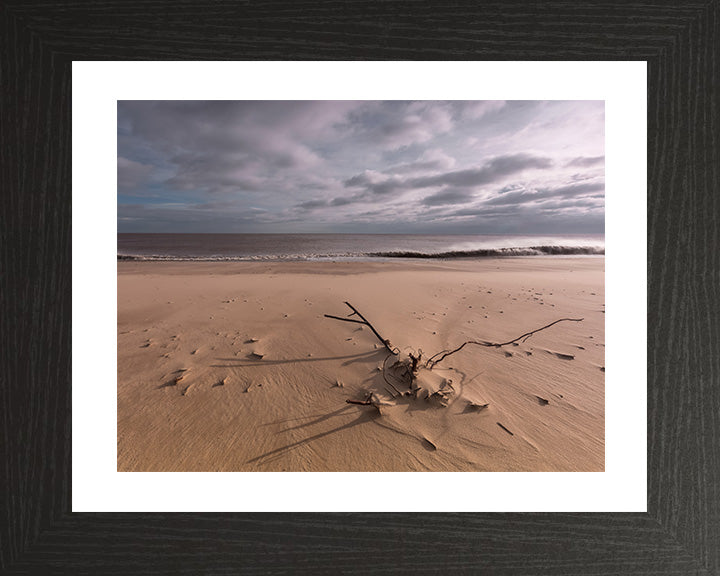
[118,100,604,234]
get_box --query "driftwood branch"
[325,302,583,410]
[346,392,377,406]
[346,398,374,405]
[425,317,584,369]
[325,301,397,354]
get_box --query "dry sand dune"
[117,257,604,472]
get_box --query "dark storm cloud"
[483,181,604,207]
[343,172,404,196]
[297,199,329,211]
[422,189,476,206]
[409,154,552,189]
[329,196,356,206]
[296,193,364,211]
[550,182,605,196]
[368,178,404,196]
[344,154,553,198]
[497,183,525,194]
[118,100,604,233]
[119,100,358,196]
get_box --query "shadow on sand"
[211,348,387,369]
[246,408,378,466]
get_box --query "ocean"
[117,233,604,262]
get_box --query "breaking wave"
[367,245,605,259]
[118,245,603,262]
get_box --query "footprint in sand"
[421,438,437,451]
[464,402,489,414]
[544,350,575,361]
[158,370,187,389]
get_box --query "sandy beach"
[117,257,604,472]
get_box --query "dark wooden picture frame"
[2,2,718,574]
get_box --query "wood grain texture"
[1,1,718,574]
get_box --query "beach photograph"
[117,100,605,472]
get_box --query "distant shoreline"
[117,232,605,262]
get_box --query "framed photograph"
[2,2,718,574]
[77,63,644,515]
[113,99,609,478]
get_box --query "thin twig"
[325,301,397,354]
[426,317,584,369]
[381,352,407,394]
[492,317,584,347]
[323,314,366,325]
[497,422,514,436]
